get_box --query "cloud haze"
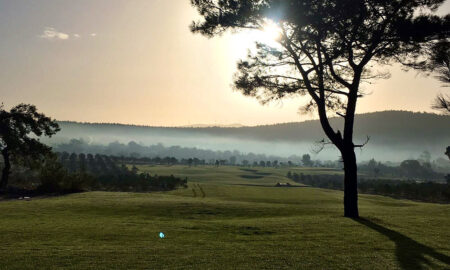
[0,0,448,126]
[39,27,69,40]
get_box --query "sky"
[0,0,449,127]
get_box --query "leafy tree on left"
[0,104,60,191]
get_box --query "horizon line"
[55,109,447,129]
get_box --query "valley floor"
[0,166,449,269]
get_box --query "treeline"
[359,158,446,181]
[55,140,377,169]
[287,172,450,203]
[53,139,307,164]
[56,153,187,192]
[8,153,187,195]
[55,146,447,181]
[56,151,339,169]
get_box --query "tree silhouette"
[229,156,237,165]
[408,41,450,174]
[407,40,450,113]
[432,93,450,113]
[0,104,60,191]
[190,0,449,217]
[302,154,313,167]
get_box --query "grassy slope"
[0,166,449,269]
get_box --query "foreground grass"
[0,166,449,269]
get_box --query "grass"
[0,165,449,269]
[135,164,341,186]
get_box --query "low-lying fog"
[42,111,450,163]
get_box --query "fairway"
[0,166,449,269]
[135,164,342,185]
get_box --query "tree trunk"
[0,148,10,191]
[342,147,359,218]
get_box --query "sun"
[228,19,282,60]
[259,20,282,43]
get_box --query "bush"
[37,157,91,193]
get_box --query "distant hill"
[48,111,450,161]
[180,123,245,128]
[55,110,449,144]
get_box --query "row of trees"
[8,152,188,194]
[55,153,188,192]
[0,104,187,194]
[56,152,446,182]
[287,172,450,203]
[54,138,314,165]
[56,151,319,168]
[359,158,446,181]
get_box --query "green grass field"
[0,166,449,269]
[135,164,342,185]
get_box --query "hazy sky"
[0,0,449,126]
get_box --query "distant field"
[135,164,342,185]
[0,166,449,269]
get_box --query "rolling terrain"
[0,166,448,269]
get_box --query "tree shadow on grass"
[354,218,450,270]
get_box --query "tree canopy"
[191,0,448,148]
[406,39,450,113]
[0,104,60,190]
[191,0,449,217]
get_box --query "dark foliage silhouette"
[0,104,60,191]
[287,172,450,203]
[8,153,188,194]
[407,40,450,114]
[433,93,450,113]
[191,0,450,217]
[56,153,188,192]
[302,154,313,166]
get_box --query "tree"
[287,171,292,179]
[432,93,450,113]
[193,157,200,166]
[409,41,450,173]
[408,40,450,113]
[191,0,449,217]
[0,104,59,191]
[229,156,237,165]
[302,154,313,167]
[419,150,432,164]
[131,165,139,174]
[399,159,433,178]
